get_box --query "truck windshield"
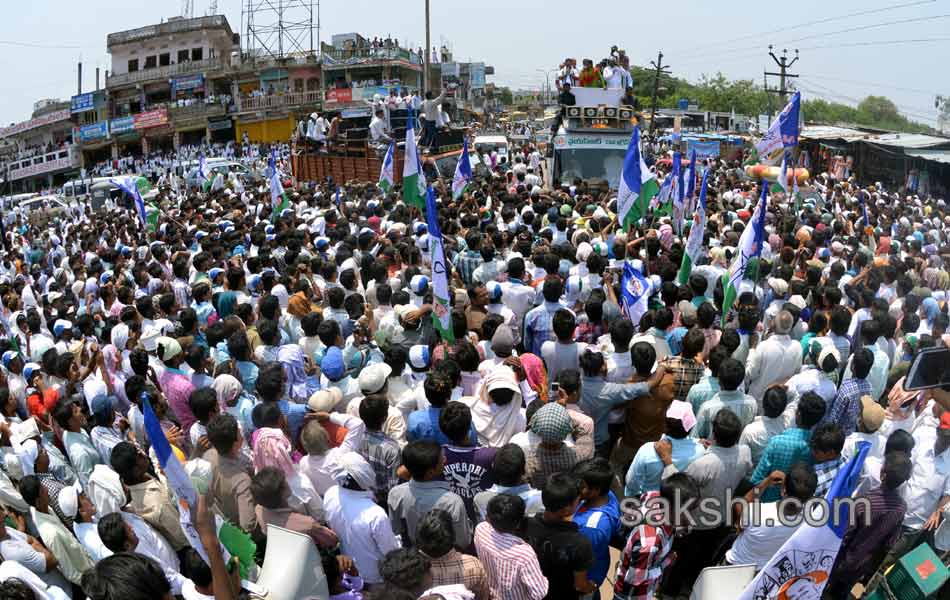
[556,148,627,189]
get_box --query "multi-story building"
[1,98,79,192]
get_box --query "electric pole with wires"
[647,51,671,137]
[765,45,799,106]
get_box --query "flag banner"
[268,149,290,222]
[721,180,768,325]
[684,149,698,216]
[673,152,685,234]
[778,151,790,195]
[755,90,801,163]
[738,442,871,600]
[403,109,427,211]
[378,142,395,192]
[678,169,708,285]
[452,137,473,200]
[621,261,651,330]
[111,176,147,228]
[617,127,659,231]
[425,187,454,343]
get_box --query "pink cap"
[666,400,697,433]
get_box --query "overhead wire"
[677,0,935,54]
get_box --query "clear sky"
[1,0,947,126]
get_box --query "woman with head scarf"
[212,374,255,442]
[518,353,548,404]
[920,297,940,334]
[277,344,316,402]
[283,292,313,344]
[464,365,525,448]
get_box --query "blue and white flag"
[378,142,395,192]
[859,190,870,228]
[673,151,685,234]
[111,176,146,227]
[621,261,651,330]
[268,149,290,220]
[616,127,659,231]
[685,149,697,214]
[198,153,209,182]
[721,180,768,325]
[335,186,342,209]
[755,90,801,163]
[425,186,454,343]
[452,137,473,200]
[778,151,790,195]
[738,442,871,600]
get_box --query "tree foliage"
[624,69,933,134]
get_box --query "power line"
[797,82,939,124]
[677,0,935,55]
[806,74,939,97]
[677,13,950,59]
[0,40,83,49]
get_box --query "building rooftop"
[107,15,234,49]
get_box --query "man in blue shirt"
[523,278,569,357]
[572,457,621,593]
[407,372,477,445]
[625,400,704,497]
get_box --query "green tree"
[857,96,900,123]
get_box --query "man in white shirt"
[745,311,802,405]
[726,462,817,570]
[369,108,393,153]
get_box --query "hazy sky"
[1,0,947,126]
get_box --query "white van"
[473,135,510,163]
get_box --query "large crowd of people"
[0,112,945,600]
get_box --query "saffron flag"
[425,186,454,343]
[738,442,871,600]
[403,109,427,211]
[720,180,768,326]
[452,137,473,200]
[678,169,708,285]
[616,127,659,231]
[621,261,652,330]
[378,142,395,192]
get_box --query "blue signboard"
[687,139,721,159]
[110,116,135,135]
[71,92,96,114]
[171,74,205,97]
[79,121,108,142]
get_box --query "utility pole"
[648,51,671,136]
[424,0,431,95]
[764,45,799,105]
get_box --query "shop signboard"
[325,88,353,104]
[134,107,168,130]
[71,92,96,113]
[171,74,205,97]
[79,121,109,142]
[110,116,135,135]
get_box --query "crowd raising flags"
[617,126,659,231]
[678,169,709,285]
[403,108,427,211]
[720,180,769,326]
[378,141,395,192]
[425,186,454,343]
[452,137,473,200]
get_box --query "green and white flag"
[268,149,290,222]
[425,186,454,343]
[721,180,768,325]
[616,127,659,231]
[678,169,708,285]
[378,142,395,192]
[402,110,426,211]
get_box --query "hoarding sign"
[134,107,168,130]
[79,121,109,142]
[71,93,96,114]
[110,116,135,135]
[325,88,353,104]
[171,74,205,97]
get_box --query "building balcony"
[237,90,323,112]
[321,46,423,70]
[6,146,79,181]
[106,57,226,88]
[168,101,229,121]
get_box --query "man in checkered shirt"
[614,473,699,600]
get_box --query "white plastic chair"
[255,524,330,600]
[690,564,757,600]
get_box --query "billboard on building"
[0,109,72,139]
[110,116,135,135]
[470,63,486,89]
[134,107,168,130]
[71,92,97,114]
[325,88,353,104]
[79,122,109,142]
[170,74,205,98]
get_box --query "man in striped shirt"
[473,494,548,600]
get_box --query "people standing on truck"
[579,59,605,88]
[369,109,392,155]
[421,91,445,149]
[556,58,579,90]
